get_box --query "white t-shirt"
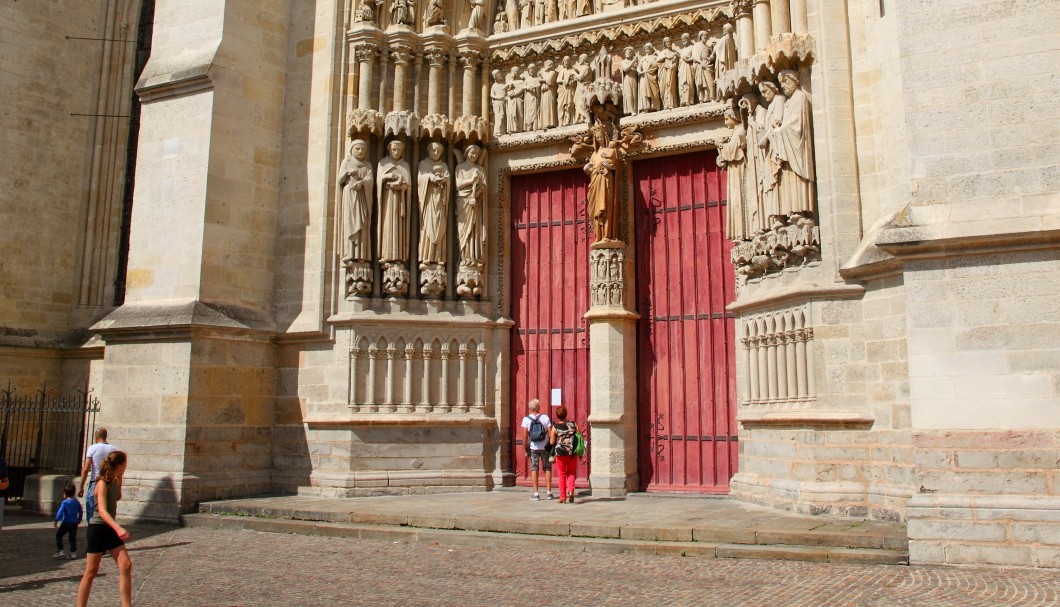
[85,442,117,482]
[521,413,552,450]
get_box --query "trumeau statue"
[455,144,487,297]
[417,141,450,265]
[585,123,620,244]
[339,139,374,264]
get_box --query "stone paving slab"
[2,514,1057,607]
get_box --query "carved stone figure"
[390,0,414,26]
[534,0,546,26]
[558,56,578,126]
[418,141,451,265]
[575,0,591,16]
[539,60,558,129]
[519,0,532,27]
[620,47,638,115]
[493,9,508,33]
[355,0,382,24]
[657,37,677,110]
[677,33,696,106]
[718,110,753,241]
[377,139,412,265]
[545,0,558,22]
[490,69,507,136]
[523,63,542,131]
[771,70,815,218]
[339,139,374,263]
[574,53,593,122]
[584,123,620,244]
[713,23,737,87]
[505,67,524,133]
[757,80,785,222]
[456,145,487,297]
[739,91,767,234]
[637,43,660,112]
[466,0,485,29]
[505,0,519,31]
[694,31,714,102]
[424,0,446,25]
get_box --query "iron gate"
[0,384,101,499]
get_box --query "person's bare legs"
[112,545,133,607]
[545,469,553,495]
[530,468,540,495]
[76,552,103,607]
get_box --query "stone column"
[731,0,755,60]
[771,0,791,36]
[790,0,808,33]
[355,45,377,110]
[391,45,413,113]
[426,50,447,115]
[377,49,389,114]
[753,0,772,53]
[585,244,640,497]
[460,51,481,117]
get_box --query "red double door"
[510,152,736,492]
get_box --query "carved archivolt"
[349,333,487,414]
[740,305,815,406]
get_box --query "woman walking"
[77,450,132,607]
[549,406,579,503]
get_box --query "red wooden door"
[510,169,591,485]
[633,152,738,493]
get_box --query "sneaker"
[546,492,555,500]
[69,552,77,559]
[53,550,64,558]
[531,493,540,501]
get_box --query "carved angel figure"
[418,141,451,264]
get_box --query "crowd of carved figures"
[339,136,487,300]
[720,68,819,278]
[355,0,664,31]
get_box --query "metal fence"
[0,384,101,499]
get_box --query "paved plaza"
[1,513,1057,607]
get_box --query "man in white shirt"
[78,428,117,523]
[521,399,554,500]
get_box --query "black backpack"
[527,414,548,442]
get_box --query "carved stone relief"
[589,246,626,307]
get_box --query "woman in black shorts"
[77,450,132,607]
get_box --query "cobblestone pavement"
[1,514,1057,607]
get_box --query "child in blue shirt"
[54,483,83,559]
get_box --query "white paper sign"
[550,388,562,406]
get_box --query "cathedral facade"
[2,0,1057,568]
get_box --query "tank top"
[89,479,120,525]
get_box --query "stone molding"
[737,409,875,429]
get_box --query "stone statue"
[574,53,593,122]
[718,110,753,241]
[377,139,412,264]
[545,0,558,22]
[490,69,507,136]
[693,31,714,102]
[584,123,620,244]
[575,0,591,17]
[519,0,532,28]
[456,144,487,267]
[339,139,374,264]
[466,0,485,29]
[657,37,677,110]
[523,63,542,131]
[417,141,451,265]
[713,23,737,88]
[739,92,767,234]
[557,56,578,126]
[637,43,660,112]
[771,70,815,217]
[355,0,383,24]
[539,60,558,129]
[620,47,639,115]
[757,80,785,223]
[505,0,519,31]
[424,0,446,25]
[677,33,695,106]
[505,66,524,133]
[390,0,414,26]
[534,0,546,26]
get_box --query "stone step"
[184,512,910,566]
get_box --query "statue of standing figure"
[466,0,485,29]
[417,141,451,265]
[620,47,639,115]
[490,69,507,136]
[339,139,374,264]
[718,109,753,241]
[456,144,488,297]
[584,123,620,244]
[377,139,412,296]
[770,70,815,218]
